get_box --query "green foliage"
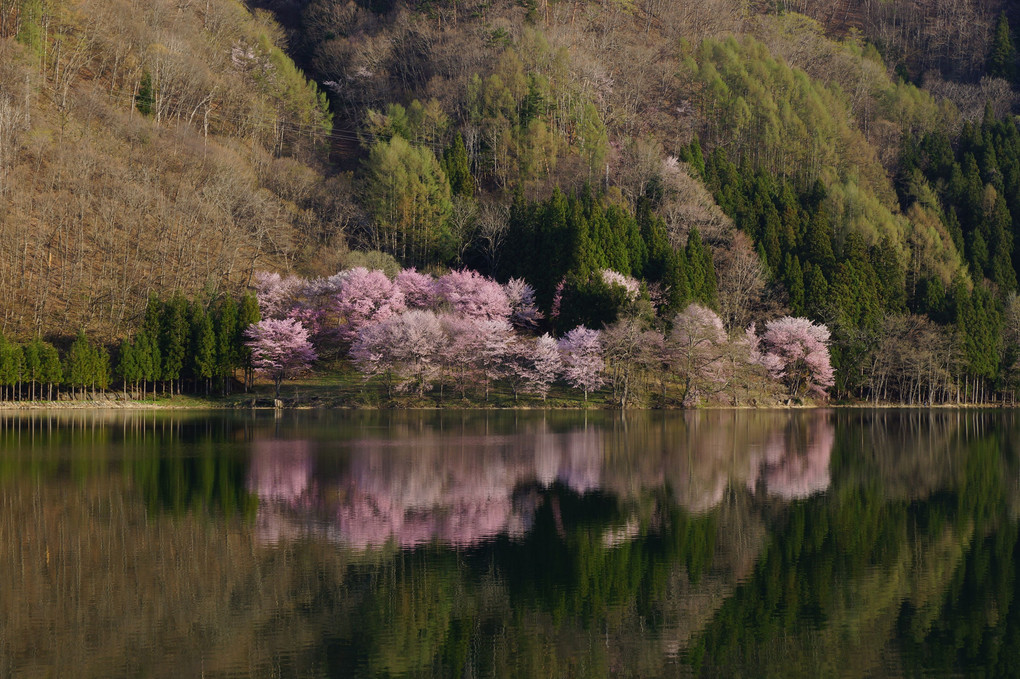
[362,135,453,267]
[65,331,109,393]
[679,137,706,179]
[555,272,630,331]
[66,332,90,391]
[256,33,333,139]
[143,293,162,340]
[364,102,413,142]
[237,291,261,381]
[116,338,141,387]
[684,35,912,252]
[190,303,216,383]
[904,115,1020,296]
[366,100,449,148]
[575,100,607,176]
[685,227,717,308]
[704,153,906,383]
[39,341,62,387]
[136,70,154,116]
[0,335,23,390]
[638,198,689,315]
[22,339,42,388]
[988,13,1018,82]
[121,292,256,396]
[130,445,256,517]
[458,33,607,187]
[161,294,189,384]
[136,330,161,385]
[502,187,706,318]
[216,295,239,385]
[441,132,475,197]
[955,282,1002,381]
[14,0,43,53]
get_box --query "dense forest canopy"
[2,0,1020,402]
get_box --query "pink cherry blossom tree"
[503,278,543,329]
[471,318,513,400]
[600,269,641,301]
[290,273,348,342]
[438,313,475,399]
[395,267,437,309]
[503,333,562,401]
[441,315,513,400]
[759,316,835,400]
[244,318,317,398]
[602,318,659,407]
[334,267,406,342]
[745,322,785,380]
[254,271,304,319]
[668,304,728,406]
[531,334,563,399]
[350,310,447,396]
[558,326,605,402]
[550,278,566,320]
[434,269,512,321]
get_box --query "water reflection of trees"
[688,412,1020,678]
[248,411,836,549]
[0,411,257,516]
[3,411,1020,677]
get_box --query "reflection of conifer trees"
[130,437,256,518]
[687,419,1017,677]
[4,411,1020,677]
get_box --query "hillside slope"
[4,0,1020,399]
[0,0,336,338]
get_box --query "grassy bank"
[0,370,835,410]
[4,368,1003,410]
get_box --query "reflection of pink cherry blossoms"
[558,430,603,494]
[248,440,316,544]
[336,437,519,548]
[247,440,315,503]
[335,491,514,549]
[246,413,838,550]
[758,414,835,499]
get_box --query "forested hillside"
[2,0,1020,403]
[0,0,335,337]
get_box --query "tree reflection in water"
[246,411,835,549]
[1,410,1019,678]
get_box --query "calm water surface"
[1,409,1018,678]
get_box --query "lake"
[0,409,1017,677]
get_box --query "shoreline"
[0,399,1013,412]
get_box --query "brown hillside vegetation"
[1,0,1017,364]
[277,0,971,284]
[0,0,341,339]
[777,0,1008,81]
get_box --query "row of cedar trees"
[0,292,260,402]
